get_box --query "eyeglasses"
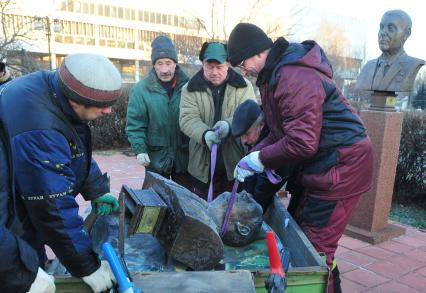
[236,59,246,69]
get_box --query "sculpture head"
[378,10,412,57]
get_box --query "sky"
[19,0,426,68]
[295,0,426,62]
[184,0,425,64]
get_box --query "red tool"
[265,231,287,292]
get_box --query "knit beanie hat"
[58,53,122,107]
[227,23,273,67]
[151,35,178,64]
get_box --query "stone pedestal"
[345,110,405,244]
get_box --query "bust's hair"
[384,9,412,36]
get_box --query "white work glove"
[136,153,150,166]
[213,120,230,139]
[28,267,55,293]
[82,260,116,293]
[234,151,265,182]
[204,130,221,151]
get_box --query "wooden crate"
[53,196,328,293]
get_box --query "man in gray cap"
[179,42,256,199]
[127,35,192,189]
[0,53,122,292]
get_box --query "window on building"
[64,36,73,44]
[86,38,95,46]
[131,10,135,20]
[125,8,130,20]
[144,11,149,22]
[67,0,74,12]
[74,0,81,13]
[119,7,124,19]
[111,6,117,18]
[174,16,178,26]
[150,12,155,23]
[83,2,89,14]
[156,13,161,24]
[162,14,167,25]
[75,36,85,44]
[98,4,103,16]
[138,10,143,21]
[90,3,95,14]
[104,5,110,17]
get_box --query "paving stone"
[377,240,417,254]
[340,276,368,293]
[366,256,424,279]
[338,250,378,266]
[398,272,426,292]
[336,258,359,273]
[357,245,398,260]
[339,235,370,250]
[368,280,422,293]
[404,248,426,263]
[394,235,426,248]
[343,268,390,288]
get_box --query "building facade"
[2,0,208,81]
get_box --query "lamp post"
[33,17,62,70]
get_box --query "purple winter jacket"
[254,40,373,200]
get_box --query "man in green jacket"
[127,36,191,189]
[179,42,256,199]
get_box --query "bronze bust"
[356,10,424,92]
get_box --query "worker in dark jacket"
[0,53,121,293]
[0,121,55,293]
[228,23,373,293]
[231,99,294,212]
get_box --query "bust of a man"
[356,10,425,92]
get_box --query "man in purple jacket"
[227,23,373,293]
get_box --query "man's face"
[238,54,265,78]
[203,60,229,86]
[378,13,408,55]
[241,123,264,147]
[69,100,113,121]
[154,58,176,82]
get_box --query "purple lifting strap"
[219,160,283,236]
[207,128,220,203]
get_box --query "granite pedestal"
[346,110,405,244]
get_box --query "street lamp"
[33,17,62,70]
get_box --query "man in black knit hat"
[227,23,374,293]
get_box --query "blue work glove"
[204,130,221,151]
[91,193,119,216]
[234,151,265,182]
[213,120,230,139]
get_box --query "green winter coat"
[179,68,256,183]
[127,66,189,174]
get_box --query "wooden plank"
[133,270,255,293]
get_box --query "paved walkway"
[81,151,426,293]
